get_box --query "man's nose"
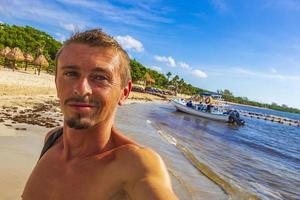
[74,77,92,96]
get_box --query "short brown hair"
[55,29,131,88]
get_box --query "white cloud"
[179,62,190,69]
[55,33,66,43]
[59,22,84,32]
[191,69,207,78]
[233,67,300,81]
[268,74,300,81]
[150,65,162,72]
[60,23,75,32]
[115,35,144,52]
[234,68,257,76]
[0,21,3,24]
[270,68,277,73]
[0,1,88,33]
[57,0,173,27]
[0,0,173,32]
[154,55,176,67]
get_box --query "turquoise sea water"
[117,102,300,200]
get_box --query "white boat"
[171,99,245,125]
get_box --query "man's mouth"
[67,103,98,111]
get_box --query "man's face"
[56,43,128,129]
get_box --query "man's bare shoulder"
[113,144,177,199]
[115,144,169,180]
[116,145,162,166]
[43,126,63,143]
[111,128,166,174]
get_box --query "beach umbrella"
[0,46,11,57]
[0,47,11,67]
[33,54,48,75]
[192,95,203,102]
[145,72,155,86]
[24,53,34,71]
[7,47,25,71]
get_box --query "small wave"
[157,130,177,145]
[168,168,194,200]
[249,182,285,200]
[157,128,261,200]
[238,138,300,164]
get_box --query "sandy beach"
[0,68,227,200]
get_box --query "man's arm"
[125,147,178,200]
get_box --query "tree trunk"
[12,60,15,71]
[38,65,41,75]
[4,58,7,68]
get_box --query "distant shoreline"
[226,101,300,115]
[226,101,270,110]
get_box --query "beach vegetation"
[218,89,300,114]
[0,23,62,72]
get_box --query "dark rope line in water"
[236,110,300,127]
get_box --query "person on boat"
[206,104,211,112]
[22,29,178,200]
[196,101,203,111]
[207,103,214,113]
[186,100,193,108]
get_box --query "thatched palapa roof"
[0,46,11,57]
[145,72,155,84]
[7,47,25,61]
[192,95,203,102]
[33,55,49,67]
[24,53,34,62]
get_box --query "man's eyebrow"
[60,65,80,70]
[92,67,112,75]
[60,65,113,75]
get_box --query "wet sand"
[0,124,48,199]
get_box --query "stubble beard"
[63,96,102,130]
[66,112,94,129]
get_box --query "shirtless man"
[22,29,178,200]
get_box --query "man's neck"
[62,120,115,160]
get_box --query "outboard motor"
[228,110,245,125]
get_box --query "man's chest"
[22,156,128,200]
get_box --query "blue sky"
[0,0,300,108]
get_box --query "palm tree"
[170,75,179,96]
[178,78,185,94]
[166,72,172,82]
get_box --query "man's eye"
[93,75,108,81]
[64,71,79,77]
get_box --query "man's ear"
[118,81,132,106]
